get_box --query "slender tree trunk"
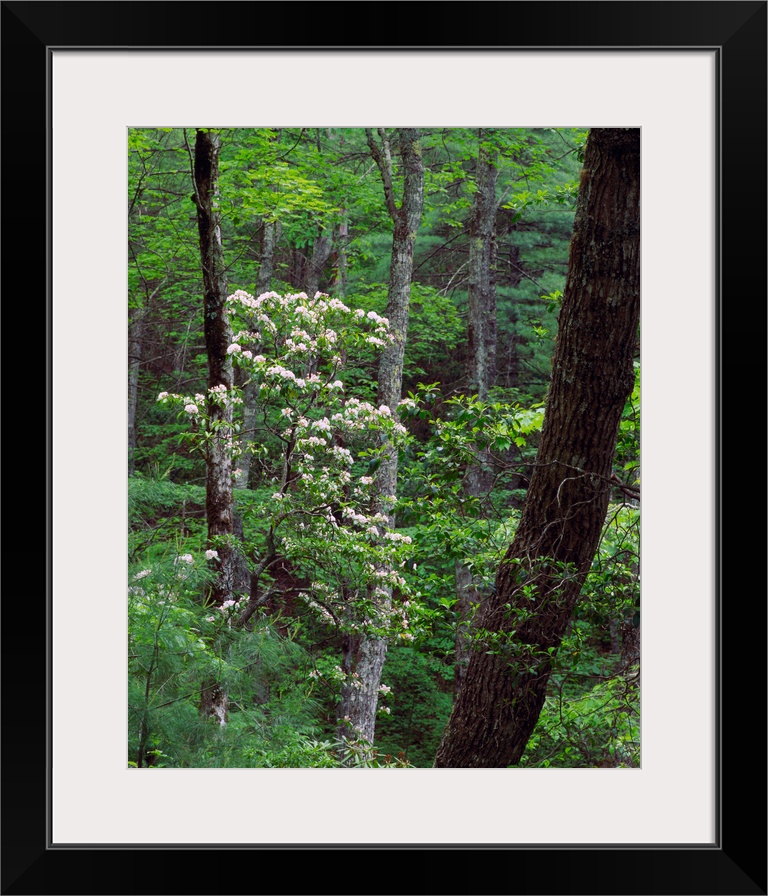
[192,127,236,725]
[336,128,424,746]
[327,129,349,298]
[234,218,279,492]
[619,616,640,671]
[466,132,498,402]
[333,214,349,297]
[337,633,388,745]
[128,277,165,475]
[304,229,333,299]
[435,128,640,767]
[127,307,145,476]
[454,131,500,696]
[257,221,278,296]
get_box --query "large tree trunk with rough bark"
[454,131,500,696]
[336,128,424,747]
[192,128,236,725]
[435,127,640,767]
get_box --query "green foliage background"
[128,127,639,769]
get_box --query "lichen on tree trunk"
[336,129,424,747]
[337,635,388,745]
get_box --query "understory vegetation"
[128,127,639,768]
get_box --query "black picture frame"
[3,2,765,894]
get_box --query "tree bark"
[337,633,388,745]
[454,131,500,696]
[466,132,499,403]
[333,214,349,297]
[127,307,145,476]
[336,128,424,746]
[128,276,165,475]
[304,228,334,300]
[234,218,279,492]
[435,127,640,767]
[193,128,236,725]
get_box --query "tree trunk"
[372,127,424,510]
[127,307,145,476]
[435,127,640,767]
[304,229,333,299]
[336,128,424,746]
[128,277,165,476]
[234,218,279,492]
[466,132,498,402]
[193,128,236,725]
[333,214,349,297]
[337,633,388,745]
[454,131,499,696]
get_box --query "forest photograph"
[127,125,640,770]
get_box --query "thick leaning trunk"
[454,133,499,696]
[435,128,640,767]
[337,129,424,746]
[193,128,236,724]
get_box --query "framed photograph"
[4,2,765,893]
